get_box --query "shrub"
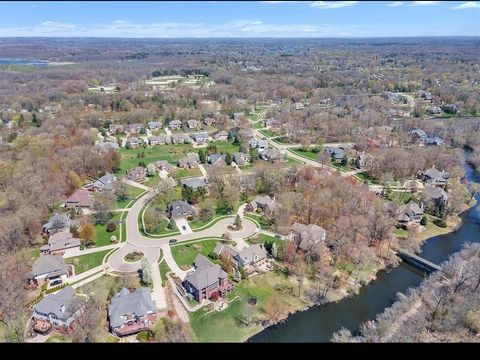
[136,330,152,343]
[208,252,218,260]
[40,282,48,292]
[433,218,447,228]
[420,215,428,226]
[106,222,116,232]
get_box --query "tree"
[79,223,96,247]
[225,152,232,165]
[263,295,286,325]
[114,181,129,202]
[198,198,215,222]
[216,199,232,215]
[234,214,242,229]
[141,257,152,286]
[271,242,278,258]
[93,191,116,224]
[198,149,207,164]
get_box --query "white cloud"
[310,1,358,9]
[409,1,441,6]
[451,1,480,10]
[388,2,404,7]
[262,1,305,3]
[40,21,76,30]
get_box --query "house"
[354,154,374,169]
[213,130,228,141]
[32,286,85,335]
[182,254,234,302]
[192,133,209,145]
[40,231,81,257]
[249,138,269,151]
[154,160,174,173]
[295,102,304,110]
[422,186,449,208]
[178,153,200,169]
[127,167,147,182]
[289,222,326,251]
[418,90,432,101]
[427,105,442,115]
[214,243,268,272]
[125,123,143,133]
[169,120,182,130]
[319,98,332,105]
[233,112,245,122]
[148,135,165,146]
[442,104,459,114]
[324,147,346,162]
[169,200,196,219]
[148,121,162,130]
[108,287,157,337]
[264,118,280,129]
[29,255,72,287]
[203,117,217,127]
[246,195,277,214]
[409,128,428,142]
[208,153,227,165]
[233,152,251,166]
[424,136,444,146]
[125,137,142,149]
[95,140,119,154]
[181,177,208,190]
[187,119,201,129]
[171,133,186,144]
[108,124,124,135]
[381,91,401,102]
[64,189,93,209]
[43,213,71,234]
[88,172,117,192]
[397,201,424,226]
[260,149,283,162]
[419,168,450,186]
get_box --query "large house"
[154,160,174,173]
[203,117,217,127]
[108,124,124,135]
[427,105,442,115]
[419,168,450,186]
[260,149,283,162]
[187,119,201,129]
[249,138,269,151]
[127,167,147,182]
[324,147,346,162]
[354,154,374,169]
[181,177,208,190]
[40,230,81,256]
[95,140,119,154]
[263,118,280,129]
[178,153,200,169]
[125,123,143,133]
[192,133,209,145]
[246,195,277,214]
[396,201,424,226]
[64,189,93,209]
[208,153,227,165]
[233,152,251,166]
[289,222,326,251]
[87,172,117,192]
[213,130,228,141]
[171,133,186,144]
[125,137,142,149]
[148,135,165,146]
[422,186,449,208]
[108,287,157,337]
[168,120,182,130]
[182,254,234,302]
[169,200,196,219]
[42,213,71,235]
[32,286,85,335]
[214,243,268,273]
[148,121,162,130]
[29,255,72,288]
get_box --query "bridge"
[397,249,444,274]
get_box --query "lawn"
[170,167,202,180]
[209,140,241,154]
[247,234,285,258]
[159,260,170,286]
[188,271,310,342]
[171,239,220,268]
[390,191,413,204]
[143,174,161,188]
[354,172,377,185]
[65,249,110,275]
[252,122,264,129]
[115,184,145,209]
[393,227,409,238]
[94,212,122,247]
[331,161,353,171]
[189,214,228,230]
[258,129,280,138]
[244,213,272,230]
[289,147,323,161]
[140,209,178,236]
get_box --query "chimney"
[60,304,65,313]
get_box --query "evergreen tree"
[225,152,232,165]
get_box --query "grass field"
[252,122,264,129]
[289,147,323,161]
[209,140,241,154]
[189,214,228,230]
[354,172,377,185]
[170,167,202,180]
[115,184,145,209]
[143,174,162,188]
[389,191,413,204]
[94,212,122,247]
[66,249,111,274]
[258,129,280,138]
[171,239,220,268]
[244,213,272,230]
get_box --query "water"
[0,59,49,67]
[250,161,480,342]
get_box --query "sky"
[0,1,479,38]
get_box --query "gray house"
[30,255,72,287]
[249,138,269,151]
[289,222,326,251]
[324,147,346,161]
[169,200,196,219]
[89,172,117,191]
[213,130,229,141]
[260,149,283,162]
[43,213,71,234]
[192,133,209,145]
[125,137,142,149]
[40,230,81,256]
[181,177,208,189]
[168,120,182,130]
[178,153,200,169]
[422,186,449,208]
[233,152,251,166]
[246,195,277,214]
[214,243,268,272]
[108,287,157,337]
[208,153,227,165]
[148,121,162,130]
[397,201,424,225]
[419,168,449,186]
[148,135,165,146]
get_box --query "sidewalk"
[151,262,167,310]
[63,243,121,259]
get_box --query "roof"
[423,186,449,201]
[43,213,71,231]
[184,254,228,290]
[213,243,239,257]
[181,177,208,189]
[325,147,345,160]
[169,119,182,126]
[423,168,449,181]
[261,149,282,161]
[94,172,117,190]
[149,135,165,142]
[233,152,250,165]
[252,195,275,208]
[45,231,81,252]
[192,133,209,141]
[169,200,196,218]
[179,152,199,166]
[65,189,93,208]
[236,244,267,264]
[209,153,227,164]
[126,137,140,144]
[108,287,156,329]
[148,121,162,128]
[32,255,70,278]
[154,160,173,171]
[291,222,326,251]
[34,286,84,321]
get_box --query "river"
[250,162,480,342]
[0,59,49,67]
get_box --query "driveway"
[123,179,151,191]
[197,164,208,177]
[151,262,167,310]
[175,218,193,235]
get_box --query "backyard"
[94,211,123,247]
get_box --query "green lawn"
[390,191,413,204]
[143,174,161,188]
[354,172,377,185]
[29,247,41,261]
[66,249,110,275]
[189,215,228,230]
[331,161,353,171]
[170,167,202,180]
[247,234,285,258]
[393,227,409,238]
[252,122,264,129]
[159,260,170,286]
[289,147,323,161]
[115,184,146,209]
[258,129,279,138]
[209,141,241,154]
[189,271,310,342]
[171,239,220,268]
[244,213,272,230]
[94,212,122,247]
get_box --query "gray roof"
[178,152,199,167]
[169,200,196,218]
[422,168,449,182]
[236,244,267,264]
[94,172,117,190]
[43,213,71,232]
[154,160,174,171]
[192,133,209,142]
[96,141,119,153]
[261,149,282,161]
[291,222,326,251]
[108,287,156,329]
[325,147,345,160]
[423,186,449,202]
[169,120,182,127]
[149,135,165,143]
[184,254,228,290]
[249,138,269,149]
[43,231,81,252]
[214,243,239,257]
[34,286,84,321]
[32,255,70,278]
[251,195,275,209]
[209,153,227,164]
[181,177,208,189]
[148,121,162,129]
[213,130,229,139]
[233,152,250,165]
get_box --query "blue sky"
[0,1,479,37]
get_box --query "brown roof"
[65,189,93,208]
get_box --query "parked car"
[169,239,177,244]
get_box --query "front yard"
[170,167,202,180]
[289,147,323,161]
[171,239,222,268]
[94,212,123,247]
[65,249,111,275]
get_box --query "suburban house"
[263,118,280,129]
[424,136,444,146]
[88,172,117,192]
[154,160,174,173]
[178,153,200,169]
[169,200,196,219]
[42,213,71,235]
[427,105,442,115]
[260,148,283,162]
[213,130,228,141]
[203,117,217,127]
[187,119,201,129]
[181,177,208,189]
[148,121,162,130]
[182,254,234,302]
[289,222,326,251]
[208,153,227,165]
[192,133,209,145]
[168,119,182,130]
[409,128,428,142]
[125,137,142,149]
[233,152,251,166]
[40,230,81,256]
[422,186,449,208]
[108,124,124,134]
[214,243,268,273]
[233,112,245,122]
[418,90,432,101]
[29,255,72,288]
[419,168,450,186]
[148,135,165,146]
[354,154,374,169]
[127,167,147,182]
[95,140,119,154]
[64,189,93,209]
[108,287,157,337]
[324,147,346,162]
[246,195,277,214]
[295,102,304,110]
[171,133,186,144]
[396,201,424,226]
[125,123,143,133]
[249,138,269,151]
[32,286,85,335]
